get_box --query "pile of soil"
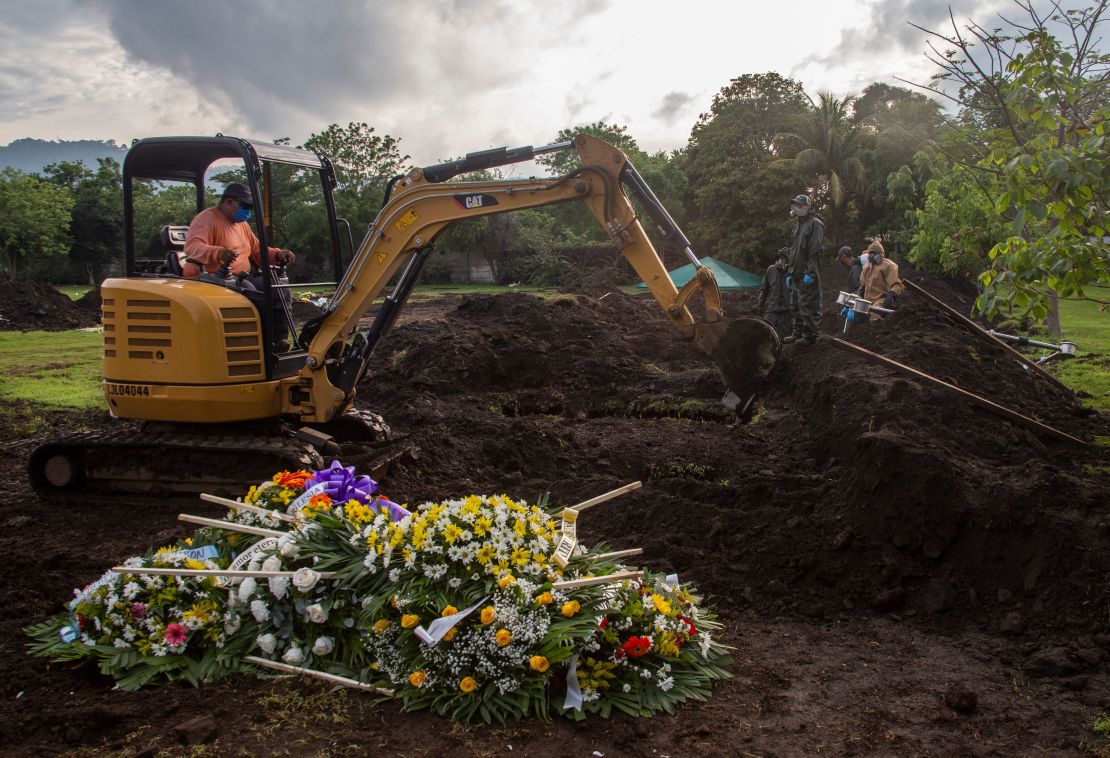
[0,270,1107,755]
[0,278,99,331]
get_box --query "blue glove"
[785,275,793,289]
[839,307,849,318]
[803,273,814,286]
[846,309,855,321]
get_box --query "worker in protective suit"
[859,240,904,319]
[756,248,792,338]
[784,194,824,346]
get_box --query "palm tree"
[774,92,867,243]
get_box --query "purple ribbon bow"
[375,495,411,522]
[309,460,378,504]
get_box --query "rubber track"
[29,429,324,498]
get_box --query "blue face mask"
[233,206,253,223]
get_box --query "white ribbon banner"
[414,596,489,646]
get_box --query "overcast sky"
[0,0,1017,167]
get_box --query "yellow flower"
[535,591,553,606]
[498,574,516,589]
[529,655,550,672]
[561,600,581,618]
[401,614,420,629]
[459,676,477,693]
[370,661,380,671]
[373,618,390,634]
[475,545,495,565]
[495,628,512,646]
[185,558,208,571]
[409,671,426,688]
[443,523,463,544]
[441,605,458,617]
[652,594,673,617]
[443,627,458,642]
[510,547,531,566]
[474,516,492,537]
[390,594,399,609]
[480,606,496,625]
[344,500,374,524]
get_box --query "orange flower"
[480,606,496,625]
[495,628,512,646]
[535,591,553,606]
[561,600,581,618]
[443,627,458,642]
[441,605,458,617]
[401,614,420,629]
[498,575,516,589]
[459,676,477,693]
[273,470,312,489]
[529,655,550,672]
[409,671,426,688]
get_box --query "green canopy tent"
[635,256,763,291]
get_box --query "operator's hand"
[785,275,793,289]
[273,249,296,265]
[217,248,237,266]
[883,292,896,308]
[803,273,815,286]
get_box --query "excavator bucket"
[693,316,782,401]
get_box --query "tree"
[0,168,73,277]
[774,92,867,245]
[43,158,124,283]
[911,1,1110,333]
[681,72,811,270]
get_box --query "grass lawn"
[0,330,103,409]
[1049,291,1110,410]
[57,284,92,300]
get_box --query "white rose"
[278,535,299,559]
[262,555,283,573]
[282,646,306,666]
[292,568,320,593]
[268,576,290,599]
[224,615,242,635]
[306,603,328,624]
[237,577,257,603]
[256,632,277,654]
[312,636,334,656]
[250,599,271,623]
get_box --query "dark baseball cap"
[221,182,253,207]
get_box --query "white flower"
[250,599,271,622]
[622,683,631,693]
[312,636,335,656]
[282,646,306,666]
[262,555,283,573]
[292,568,321,593]
[306,603,328,624]
[256,633,277,654]
[268,576,290,599]
[278,535,299,559]
[224,615,242,635]
[388,569,401,583]
[237,577,257,603]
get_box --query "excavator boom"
[287,134,779,423]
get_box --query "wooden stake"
[244,656,394,696]
[554,570,642,590]
[200,493,297,523]
[903,279,1073,394]
[111,567,336,579]
[567,481,642,513]
[830,337,1086,446]
[178,514,286,538]
[589,548,644,561]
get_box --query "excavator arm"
[285,134,779,423]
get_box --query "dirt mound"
[361,276,1108,640]
[0,278,99,331]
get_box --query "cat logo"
[453,193,499,210]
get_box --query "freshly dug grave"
[0,270,1107,756]
[0,278,99,331]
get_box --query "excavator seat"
[160,225,189,276]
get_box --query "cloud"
[651,91,696,123]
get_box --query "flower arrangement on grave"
[27,464,731,722]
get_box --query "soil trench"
[0,271,1107,756]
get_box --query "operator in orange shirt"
[184,182,297,349]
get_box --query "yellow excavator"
[28,134,779,495]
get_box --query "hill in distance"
[0,138,128,174]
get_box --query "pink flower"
[131,602,148,619]
[164,623,187,646]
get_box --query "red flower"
[622,636,651,658]
[679,615,697,636]
[164,623,188,646]
[598,617,609,630]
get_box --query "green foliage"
[0,167,74,277]
[682,72,810,270]
[42,158,124,282]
